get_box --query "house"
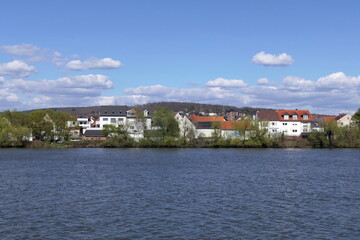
[220,121,251,139]
[125,108,152,140]
[224,109,242,121]
[83,129,106,140]
[335,114,353,126]
[177,113,253,139]
[257,109,312,137]
[314,113,353,129]
[79,106,152,140]
[175,112,197,139]
[188,114,225,138]
[97,106,128,128]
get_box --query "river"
[1,148,360,239]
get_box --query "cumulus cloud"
[0,60,36,78]
[120,72,360,114]
[0,88,21,110]
[7,74,112,97]
[316,72,360,89]
[124,84,236,103]
[206,78,247,88]
[66,58,122,70]
[0,43,60,63]
[252,51,293,66]
[281,76,315,91]
[1,44,40,56]
[257,77,269,85]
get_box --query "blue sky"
[0,0,360,114]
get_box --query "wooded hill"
[20,102,271,117]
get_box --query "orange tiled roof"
[323,116,337,122]
[276,110,312,121]
[189,114,225,122]
[221,121,252,130]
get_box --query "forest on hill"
[19,102,271,117]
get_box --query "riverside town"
[1,103,360,148]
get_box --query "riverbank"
[0,138,317,149]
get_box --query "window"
[118,118,124,121]
[292,130,297,132]
[103,118,108,121]
[283,123,287,125]
[111,118,116,123]
[284,115,289,120]
[293,115,298,120]
[303,114,308,120]
[293,123,297,126]
[272,122,275,126]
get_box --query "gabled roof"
[323,116,337,122]
[84,129,105,137]
[335,113,347,120]
[100,106,128,116]
[277,110,312,121]
[257,109,312,121]
[221,121,251,130]
[257,110,279,121]
[189,114,225,122]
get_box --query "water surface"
[1,148,360,239]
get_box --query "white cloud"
[0,88,20,107]
[206,78,247,88]
[120,72,360,114]
[124,84,236,103]
[316,72,360,89]
[7,74,112,97]
[281,76,315,91]
[257,77,269,85]
[66,58,122,70]
[0,60,36,78]
[1,44,40,56]
[0,77,5,83]
[252,51,293,66]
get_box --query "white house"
[336,113,353,126]
[83,106,152,140]
[257,109,312,137]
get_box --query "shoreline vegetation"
[5,133,360,149]
[1,107,360,149]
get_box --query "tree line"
[0,109,75,147]
[1,107,360,148]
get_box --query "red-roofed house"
[257,109,312,137]
[221,121,252,139]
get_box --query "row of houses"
[67,106,152,140]
[67,106,354,140]
[176,109,354,140]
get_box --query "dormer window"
[303,114,308,120]
[284,114,289,120]
[293,114,298,120]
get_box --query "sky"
[0,0,360,114]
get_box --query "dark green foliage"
[152,107,180,139]
[352,108,360,126]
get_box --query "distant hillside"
[137,102,270,116]
[20,102,272,117]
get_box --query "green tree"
[352,108,360,126]
[152,107,180,140]
[103,124,129,140]
[211,121,222,142]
